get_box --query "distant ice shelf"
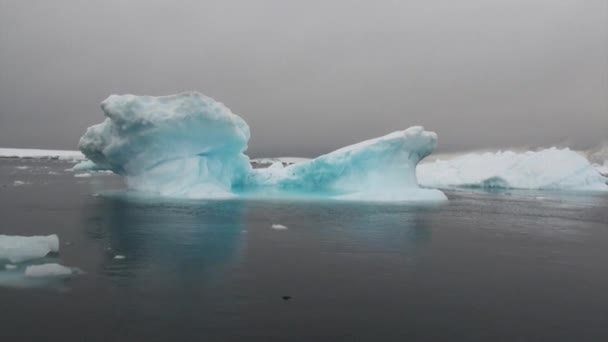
[0,148,84,160]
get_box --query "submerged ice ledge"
[78,92,446,202]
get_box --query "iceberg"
[78,92,444,202]
[0,235,60,263]
[417,148,608,191]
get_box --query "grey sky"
[0,0,606,157]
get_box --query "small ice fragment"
[0,234,60,263]
[13,180,26,186]
[74,173,91,178]
[48,171,60,175]
[268,161,284,169]
[15,166,29,170]
[114,255,125,260]
[5,264,16,270]
[24,263,73,278]
[271,224,288,230]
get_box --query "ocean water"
[1,158,607,341]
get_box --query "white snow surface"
[24,263,73,278]
[417,148,608,191]
[0,148,84,160]
[0,235,60,263]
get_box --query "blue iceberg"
[79,92,446,202]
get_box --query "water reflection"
[82,194,247,288]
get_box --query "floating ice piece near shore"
[0,148,85,160]
[24,263,73,278]
[0,234,60,263]
[13,180,27,186]
[271,224,288,230]
[74,173,92,178]
[113,255,125,260]
[15,166,29,170]
[4,264,16,270]
[78,92,444,202]
[417,148,608,191]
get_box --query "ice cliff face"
[79,92,444,201]
[417,148,608,191]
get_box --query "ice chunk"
[113,255,125,260]
[13,180,27,186]
[15,166,29,170]
[417,148,608,191]
[78,92,445,202]
[24,263,73,277]
[0,234,60,263]
[74,173,92,178]
[271,224,288,230]
[4,264,16,270]
[79,92,251,199]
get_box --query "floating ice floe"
[74,173,92,178]
[0,234,60,263]
[24,263,73,278]
[78,92,444,202]
[417,148,608,191]
[13,180,28,187]
[271,224,288,230]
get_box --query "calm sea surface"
[1,158,607,341]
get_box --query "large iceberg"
[417,148,608,191]
[78,92,444,202]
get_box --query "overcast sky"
[0,0,606,157]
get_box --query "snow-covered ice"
[417,148,608,191]
[0,148,85,160]
[0,234,60,263]
[24,263,73,278]
[79,92,444,202]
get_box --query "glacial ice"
[0,235,60,263]
[79,92,444,202]
[417,148,608,191]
